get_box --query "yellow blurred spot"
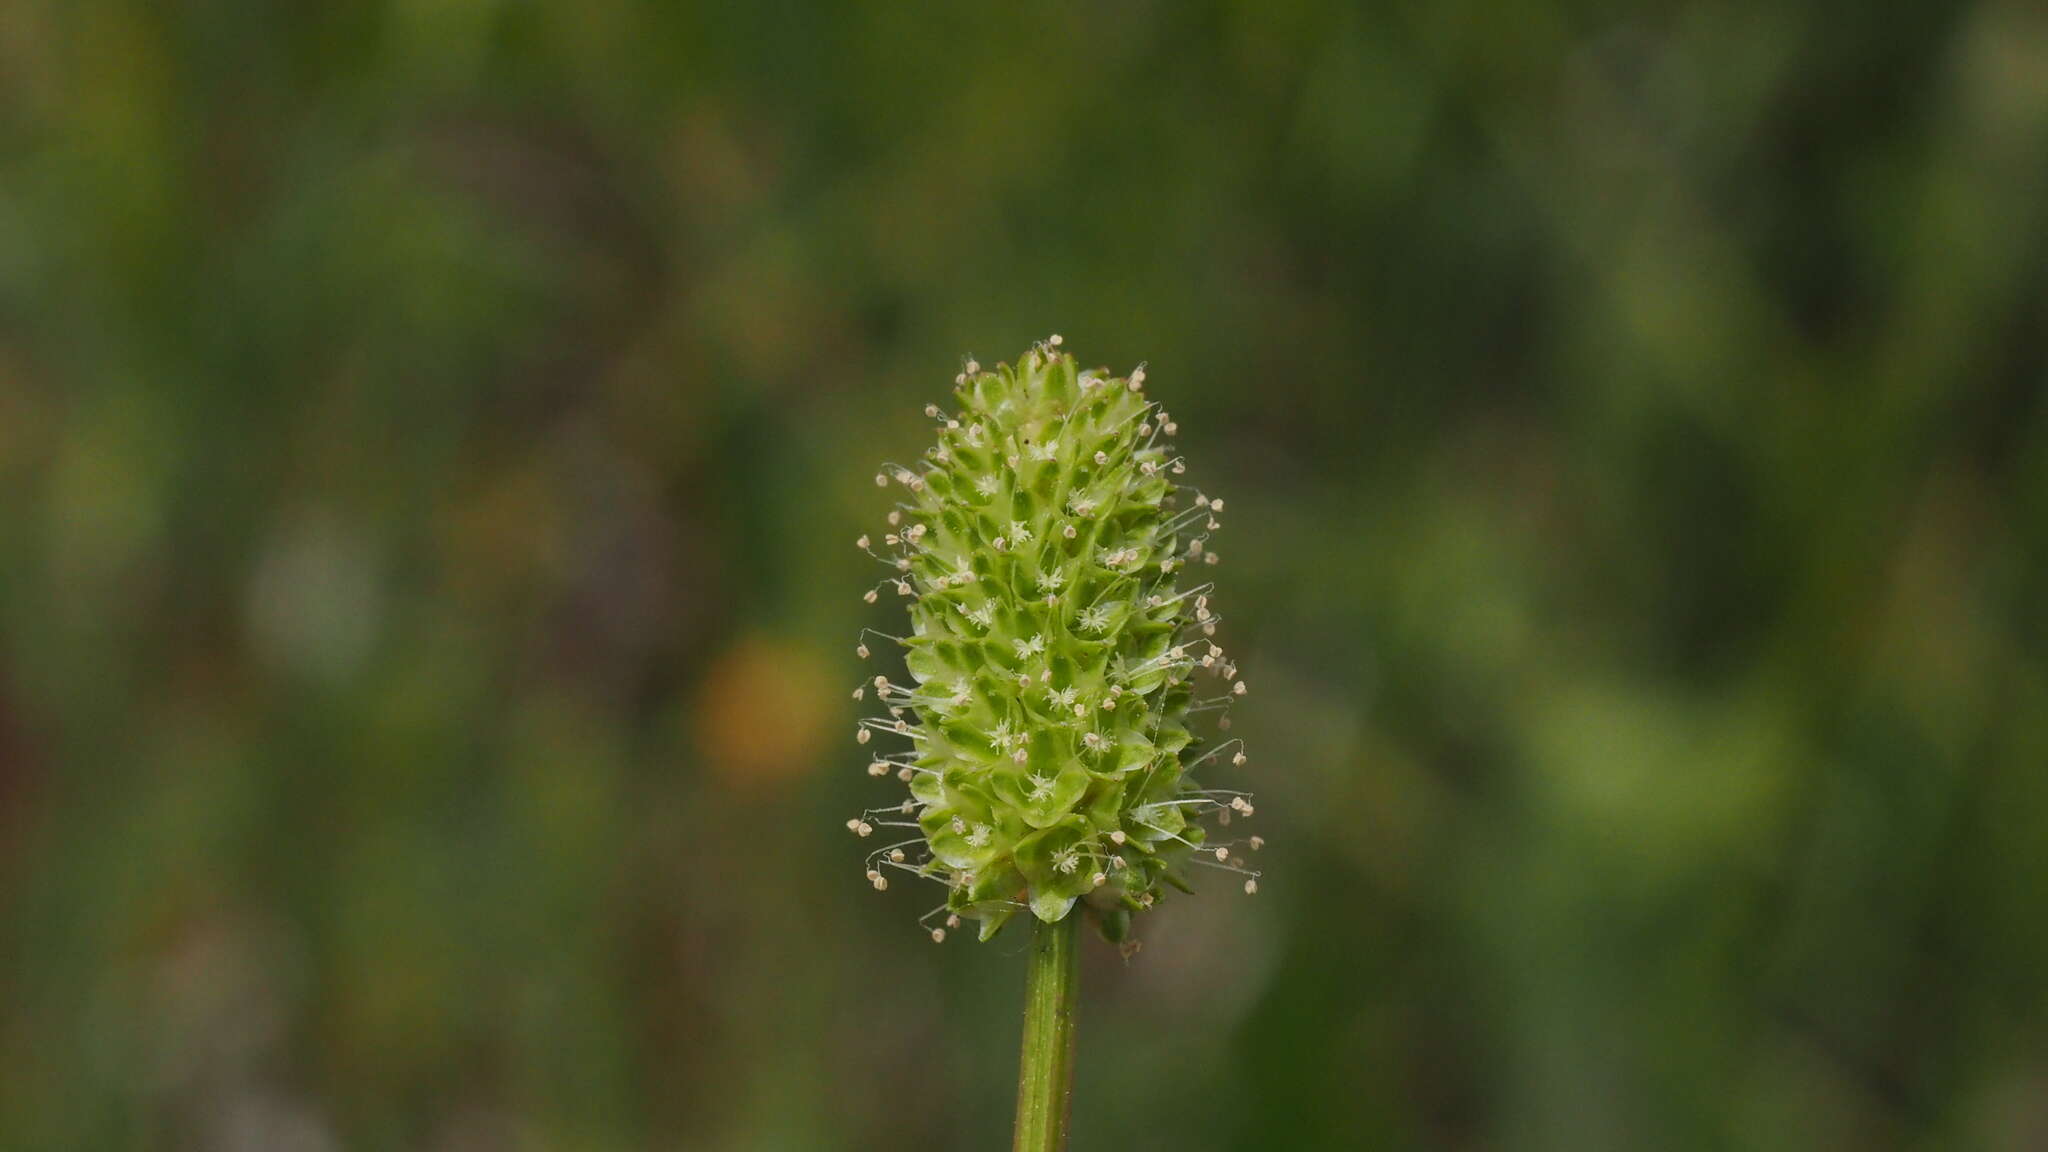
[696,634,831,790]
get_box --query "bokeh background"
[4,2,2048,1149]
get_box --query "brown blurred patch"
[694,634,831,792]
[0,345,57,489]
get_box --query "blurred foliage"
[3,1,2047,1149]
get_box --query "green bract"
[851,339,1259,945]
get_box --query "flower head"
[849,340,1260,942]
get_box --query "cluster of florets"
[848,337,1260,946]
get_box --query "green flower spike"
[849,336,1261,948]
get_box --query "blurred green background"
[4,2,2048,1149]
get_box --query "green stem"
[1012,912,1080,1152]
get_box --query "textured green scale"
[854,340,1256,944]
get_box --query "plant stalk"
[1012,912,1080,1152]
